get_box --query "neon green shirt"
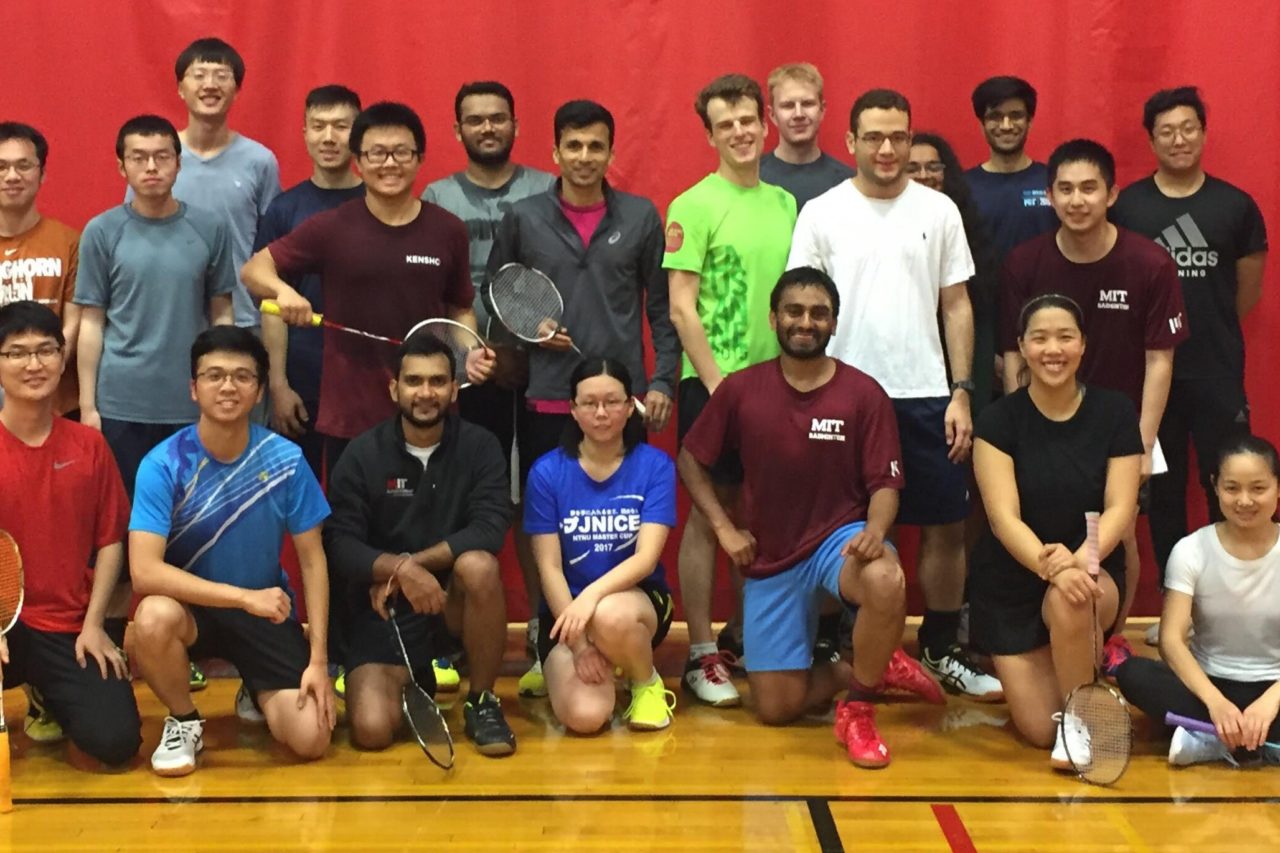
[663,173,796,381]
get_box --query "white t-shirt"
[787,179,974,398]
[1165,523,1280,681]
[405,442,438,470]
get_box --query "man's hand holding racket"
[268,286,314,327]
[75,623,129,680]
[298,660,338,732]
[464,345,497,384]
[396,560,447,615]
[842,525,887,562]
[537,326,577,352]
[713,521,757,568]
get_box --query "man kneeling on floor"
[130,326,335,777]
[677,267,944,768]
[324,331,516,756]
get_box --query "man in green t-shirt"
[666,73,796,708]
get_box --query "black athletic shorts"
[521,409,573,484]
[188,605,311,694]
[677,378,743,485]
[342,603,442,696]
[536,578,675,665]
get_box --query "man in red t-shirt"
[243,101,494,470]
[0,300,139,767]
[678,267,942,769]
[1000,139,1188,664]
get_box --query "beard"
[777,329,830,359]
[987,131,1026,156]
[400,402,446,429]
[463,136,513,167]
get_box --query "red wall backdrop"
[10,1,1279,618]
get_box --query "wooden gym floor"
[3,621,1278,852]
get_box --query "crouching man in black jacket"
[324,330,516,757]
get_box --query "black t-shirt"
[1111,175,1268,380]
[974,385,1143,579]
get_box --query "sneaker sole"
[628,718,673,732]
[434,680,462,693]
[682,679,742,708]
[152,760,198,777]
[1049,756,1077,771]
[518,687,549,698]
[848,754,891,770]
[473,741,516,757]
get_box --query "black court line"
[806,798,845,853]
[14,793,1280,806]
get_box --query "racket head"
[0,530,24,636]
[403,318,489,388]
[1063,681,1132,785]
[402,682,455,770]
[488,263,565,344]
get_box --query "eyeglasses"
[573,398,629,413]
[196,368,259,387]
[359,147,420,165]
[460,114,512,129]
[858,132,910,148]
[983,109,1028,125]
[185,68,235,85]
[905,161,946,174]
[123,151,177,167]
[0,160,39,176]
[0,344,61,364]
[1154,122,1203,142]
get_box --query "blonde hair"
[767,63,825,102]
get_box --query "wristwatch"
[949,380,975,394]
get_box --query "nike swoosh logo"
[53,460,75,470]
[3,248,17,257]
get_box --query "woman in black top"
[971,294,1142,767]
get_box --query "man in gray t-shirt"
[759,63,854,211]
[421,81,553,696]
[76,115,236,496]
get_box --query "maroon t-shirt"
[999,227,1188,410]
[268,198,473,438]
[683,359,904,578]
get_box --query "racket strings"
[0,535,22,629]
[405,319,485,385]
[1065,684,1132,784]
[490,267,565,343]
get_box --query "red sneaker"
[835,700,890,768]
[882,648,946,704]
[1102,634,1133,678]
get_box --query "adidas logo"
[1155,213,1219,277]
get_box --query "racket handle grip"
[632,396,647,417]
[0,729,12,813]
[261,300,323,327]
[1165,712,1216,735]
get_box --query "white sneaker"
[152,716,204,777]
[921,645,1004,702]
[235,683,266,724]
[1050,711,1091,771]
[1145,623,1160,646]
[682,653,741,707]
[1168,725,1234,766]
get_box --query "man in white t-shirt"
[788,88,1002,702]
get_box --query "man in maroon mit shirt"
[243,101,494,470]
[678,266,943,769]
[1000,138,1188,669]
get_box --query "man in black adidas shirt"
[1111,86,1268,584]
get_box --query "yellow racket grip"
[0,729,12,813]
[261,300,323,327]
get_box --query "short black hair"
[694,74,764,131]
[115,115,181,160]
[849,88,911,134]
[1215,434,1280,482]
[175,37,245,87]
[560,357,645,457]
[0,300,64,350]
[1017,293,1085,338]
[554,100,615,146]
[0,122,49,168]
[395,328,457,380]
[350,102,425,161]
[454,81,515,122]
[190,325,268,383]
[770,267,841,320]
[1142,86,1206,137]
[971,76,1038,119]
[305,85,361,115]
[1047,138,1116,188]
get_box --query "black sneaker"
[716,621,745,674]
[463,692,516,756]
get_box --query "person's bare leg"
[587,590,658,682]
[749,668,850,725]
[1113,523,1141,631]
[131,596,198,714]
[841,554,906,689]
[991,649,1061,748]
[1043,574,1119,699]
[679,504,720,648]
[446,551,507,694]
[344,663,408,750]
[258,687,330,759]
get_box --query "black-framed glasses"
[573,398,629,413]
[123,151,177,167]
[1154,122,1203,142]
[359,147,420,165]
[858,132,910,148]
[196,368,259,387]
[0,344,61,364]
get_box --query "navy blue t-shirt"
[255,180,366,403]
[965,162,1058,262]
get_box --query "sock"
[631,668,661,689]
[920,608,961,658]
[173,708,201,723]
[466,690,489,706]
[689,642,717,660]
[816,611,842,645]
[846,677,879,703]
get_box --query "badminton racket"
[1165,712,1280,751]
[386,595,454,770]
[261,302,490,388]
[0,530,26,813]
[1061,511,1133,785]
[487,263,647,415]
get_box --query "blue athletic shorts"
[743,521,895,672]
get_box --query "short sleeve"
[1105,392,1144,458]
[286,456,331,535]
[267,212,331,276]
[857,378,905,493]
[1141,251,1188,350]
[92,433,130,549]
[129,452,176,537]
[682,375,739,466]
[997,252,1030,354]
[205,221,238,299]
[443,213,475,310]
[1238,194,1268,257]
[73,217,111,308]
[639,449,678,527]
[254,195,288,252]
[522,455,560,535]
[256,154,282,218]
[1163,532,1202,596]
[62,230,80,308]
[975,395,1019,456]
[662,193,709,273]
[940,201,977,286]
[787,203,827,272]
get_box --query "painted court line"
[806,797,845,853]
[931,803,977,853]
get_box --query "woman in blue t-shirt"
[523,358,678,733]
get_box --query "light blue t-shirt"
[523,443,676,597]
[130,425,329,597]
[128,134,281,327]
[74,202,237,423]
